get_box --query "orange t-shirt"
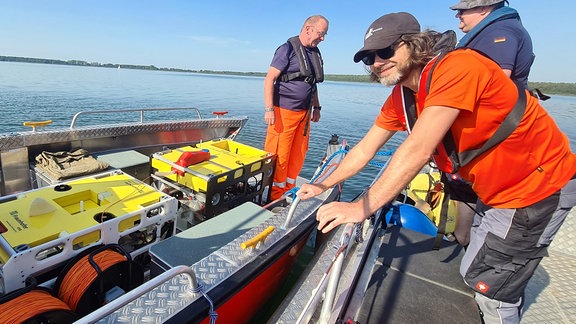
[375,49,576,208]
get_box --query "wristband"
[313,106,322,111]
[264,107,275,112]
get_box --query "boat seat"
[149,201,274,277]
[94,150,150,182]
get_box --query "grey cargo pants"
[460,177,576,324]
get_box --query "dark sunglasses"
[361,46,396,65]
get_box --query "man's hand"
[297,183,326,200]
[264,110,275,125]
[316,201,369,233]
[311,108,320,122]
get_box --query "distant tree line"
[528,82,576,97]
[1,55,574,96]
[0,55,163,71]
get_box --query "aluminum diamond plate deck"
[97,273,198,323]
[88,192,332,323]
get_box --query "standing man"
[297,12,576,323]
[449,0,537,246]
[263,15,328,201]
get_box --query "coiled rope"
[57,249,127,311]
[0,289,72,322]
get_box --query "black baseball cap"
[353,12,421,63]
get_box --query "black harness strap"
[402,86,417,132]
[431,80,527,250]
[457,80,527,167]
[302,83,317,136]
[433,172,451,250]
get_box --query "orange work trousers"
[264,107,310,201]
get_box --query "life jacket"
[279,36,324,84]
[393,49,527,175]
[456,6,520,48]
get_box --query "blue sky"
[0,1,573,82]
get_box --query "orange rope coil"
[0,289,72,323]
[57,249,127,311]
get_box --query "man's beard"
[375,60,411,87]
[379,72,403,87]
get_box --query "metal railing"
[70,107,204,128]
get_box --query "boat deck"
[354,225,482,324]
[360,207,576,324]
[271,208,576,323]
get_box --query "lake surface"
[1,61,575,201]
[2,61,576,323]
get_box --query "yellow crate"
[0,171,166,261]
[0,170,179,295]
[151,139,272,193]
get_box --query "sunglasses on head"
[361,46,396,65]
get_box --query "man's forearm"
[360,133,433,215]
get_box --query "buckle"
[303,76,315,84]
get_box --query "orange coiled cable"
[0,289,72,323]
[57,249,127,311]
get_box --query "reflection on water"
[1,61,575,200]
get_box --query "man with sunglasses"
[297,12,576,323]
[449,0,537,248]
[263,15,328,201]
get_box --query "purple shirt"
[270,41,315,111]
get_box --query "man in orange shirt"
[297,12,576,323]
[263,15,328,201]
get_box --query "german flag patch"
[494,37,506,43]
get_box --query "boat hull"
[199,230,311,324]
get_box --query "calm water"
[1,61,575,201]
[2,61,576,323]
